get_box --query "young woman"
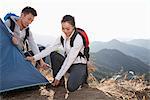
[26,15,88,92]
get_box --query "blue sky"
[1,0,150,43]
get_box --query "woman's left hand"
[52,79,60,86]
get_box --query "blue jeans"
[50,51,87,92]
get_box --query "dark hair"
[61,15,75,27]
[21,6,37,16]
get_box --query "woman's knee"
[67,79,82,92]
[67,83,79,92]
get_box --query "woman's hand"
[26,56,34,62]
[52,79,60,86]
[40,59,50,68]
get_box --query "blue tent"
[0,19,49,93]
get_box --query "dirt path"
[1,85,115,100]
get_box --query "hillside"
[92,49,150,77]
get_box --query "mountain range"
[126,39,150,50]
[90,39,150,64]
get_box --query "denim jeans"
[50,51,87,92]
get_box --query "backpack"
[4,13,30,51]
[60,28,90,61]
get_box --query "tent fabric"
[0,19,49,93]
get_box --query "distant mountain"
[90,39,150,64]
[92,49,150,76]
[90,41,107,52]
[126,39,150,50]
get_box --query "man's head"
[20,6,37,28]
[61,15,75,37]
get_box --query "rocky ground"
[1,67,150,100]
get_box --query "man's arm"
[27,30,40,54]
[4,19,18,45]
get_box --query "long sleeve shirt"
[33,31,87,80]
[4,16,40,54]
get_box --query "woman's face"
[61,22,74,37]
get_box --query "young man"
[4,6,47,67]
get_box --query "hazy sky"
[1,0,150,43]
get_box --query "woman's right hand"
[26,56,34,62]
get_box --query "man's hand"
[52,79,60,86]
[12,36,18,45]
